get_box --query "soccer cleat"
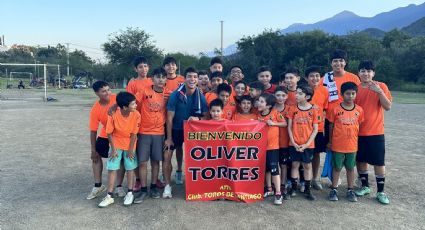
[133,191,148,204]
[175,171,184,185]
[98,194,114,208]
[274,194,283,205]
[355,186,371,197]
[150,187,161,199]
[123,192,134,206]
[347,190,358,202]
[376,192,390,205]
[329,189,338,201]
[114,186,126,198]
[163,184,173,198]
[312,179,323,190]
[87,185,106,200]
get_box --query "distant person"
[18,80,25,89]
[354,60,392,205]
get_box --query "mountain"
[280,3,425,35]
[401,16,425,36]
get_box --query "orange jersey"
[126,77,153,95]
[166,75,185,91]
[310,86,329,132]
[320,72,360,119]
[276,105,290,148]
[205,91,236,106]
[106,110,141,150]
[135,86,172,135]
[233,112,257,121]
[222,103,237,120]
[288,105,320,148]
[264,84,277,94]
[89,94,117,138]
[285,90,297,106]
[257,109,285,150]
[328,104,364,152]
[355,82,392,136]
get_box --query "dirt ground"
[1,89,424,230]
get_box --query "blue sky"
[2,0,424,61]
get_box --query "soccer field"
[1,89,424,230]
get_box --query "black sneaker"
[289,188,297,197]
[329,189,338,201]
[304,190,316,201]
[150,187,160,199]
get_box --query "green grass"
[392,91,425,104]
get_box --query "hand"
[188,116,200,121]
[292,143,300,151]
[91,149,100,163]
[127,150,135,160]
[109,149,118,159]
[266,120,274,126]
[164,138,174,151]
[368,81,383,94]
[298,144,308,152]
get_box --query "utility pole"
[220,20,224,57]
[66,43,70,76]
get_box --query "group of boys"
[87,49,392,207]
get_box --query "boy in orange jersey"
[354,60,392,205]
[233,95,257,121]
[163,56,185,91]
[210,56,223,73]
[248,81,264,114]
[257,93,286,205]
[126,56,152,96]
[273,86,291,199]
[328,82,364,202]
[257,66,277,94]
[87,81,123,200]
[233,81,248,102]
[283,67,301,107]
[205,71,224,104]
[287,84,319,201]
[305,65,329,190]
[216,83,236,120]
[133,68,172,203]
[98,92,141,208]
[209,99,225,121]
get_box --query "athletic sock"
[136,178,141,182]
[107,192,113,196]
[291,178,298,190]
[299,167,305,182]
[127,189,133,193]
[94,183,102,187]
[140,186,148,192]
[116,184,122,188]
[376,176,385,193]
[150,183,156,189]
[359,172,369,187]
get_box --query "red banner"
[184,120,267,203]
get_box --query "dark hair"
[230,65,243,73]
[116,91,136,109]
[274,86,288,94]
[234,80,247,88]
[210,56,223,66]
[184,67,198,77]
[152,67,167,77]
[198,70,209,76]
[133,56,148,67]
[163,56,177,67]
[92,80,109,92]
[249,81,264,91]
[296,84,314,102]
[217,83,232,95]
[238,95,253,104]
[257,66,271,75]
[259,93,276,107]
[330,49,347,61]
[341,82,358,95]
[358,60,375,71]
[209,98,224,109]
[305,65,321,77]
[284,67,300,76]
[210,71,224,80]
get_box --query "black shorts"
[357,135,385,166]
[314,132,326,154]
[279,148,291,165]
[266,150,280,176]
[289,147,314,164]
[95,137,109,158]
[170,129,184,150]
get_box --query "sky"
[2,0,424,61]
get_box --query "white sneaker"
[123,192,134,206]
[115,186,126,197]
[163,184,173,198]
[175,171,183,185]
[87,185,106,200]
[98,194,114,208]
